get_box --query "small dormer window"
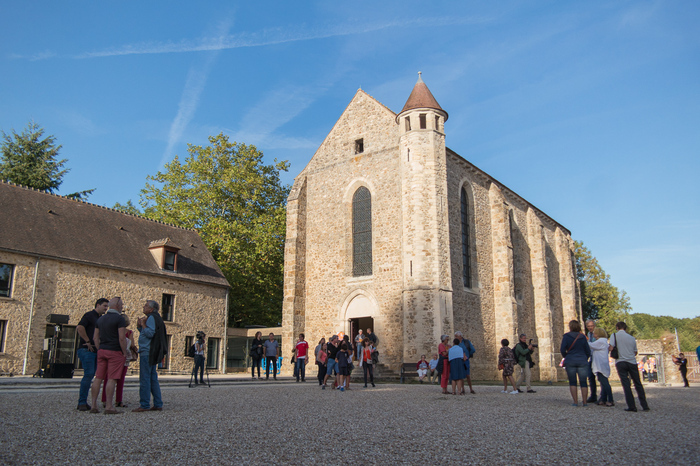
[164,250,176,271]
[148,238,180,272]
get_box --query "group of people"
[249,331,281,380]
[435,331,478,395]
[76,297,168,414]
[556,319,650,411]
[311,328,379,390]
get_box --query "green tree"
[122,133,289,327]
[0,121,93,199]
[574,241,633,334]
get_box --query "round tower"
[397,72,453,362]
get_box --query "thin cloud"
[159,20,232,168]
[16,16,491,60]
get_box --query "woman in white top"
[588,327,614,407]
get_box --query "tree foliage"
[574,240,633,334]
[0,121,94,200]
[121,133,289,327]
[629,313,700,352]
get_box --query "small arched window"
[353,187,372,276]
[461,187,471,287]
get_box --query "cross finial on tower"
[417,71,423,83]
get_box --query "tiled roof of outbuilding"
[0,181,229,288]
[399,72,448,120]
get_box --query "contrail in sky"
[16,16,491,61]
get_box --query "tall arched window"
[461,187,471,287]
[353,186,372,276]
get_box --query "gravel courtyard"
[1,381,698,465]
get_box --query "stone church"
[282,74,580,381]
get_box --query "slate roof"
[0,181,229,288]
[399,72,448,120]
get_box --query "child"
[336,342,350,392]
[498,339,518,394]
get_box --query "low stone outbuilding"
[0,181,230,376]
[282,75,581,380]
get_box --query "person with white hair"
[132,300,167,412]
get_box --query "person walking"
[588,327,614,406]
[560,320,591,407]
[250,331,264,379]
[75,298,108,411]
[610,321,650,412]
[132,299,167,412]
[498,339,518,394]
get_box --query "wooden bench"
[400,362,418,383]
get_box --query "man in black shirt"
[89,297,128,414]
[76,298,108,411]
[322,335,340,389]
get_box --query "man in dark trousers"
[585,319,598,403]
[610,321,649,412]
[133,300,167,412]
[75,297,108,411]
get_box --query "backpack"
[188,343,196,358]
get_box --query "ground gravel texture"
[0,381,698,465]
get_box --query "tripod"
[188,356,210,388]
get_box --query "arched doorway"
[342,292,377,349]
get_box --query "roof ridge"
[0,179,195,232]
[356,88,397,116]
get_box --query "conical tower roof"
[398,72,448,121]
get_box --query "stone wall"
[281,89,580,380]
[0,250,228,375]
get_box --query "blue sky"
[1,1,698,319]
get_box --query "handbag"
[560,333,582,368]
[610,334,619,359]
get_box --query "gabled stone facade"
[282,76,580,380]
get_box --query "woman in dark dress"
[250,331,264,379]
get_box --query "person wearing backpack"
[514,334,537,394]
[455,331,476,394]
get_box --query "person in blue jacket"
[560,320,592,407]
